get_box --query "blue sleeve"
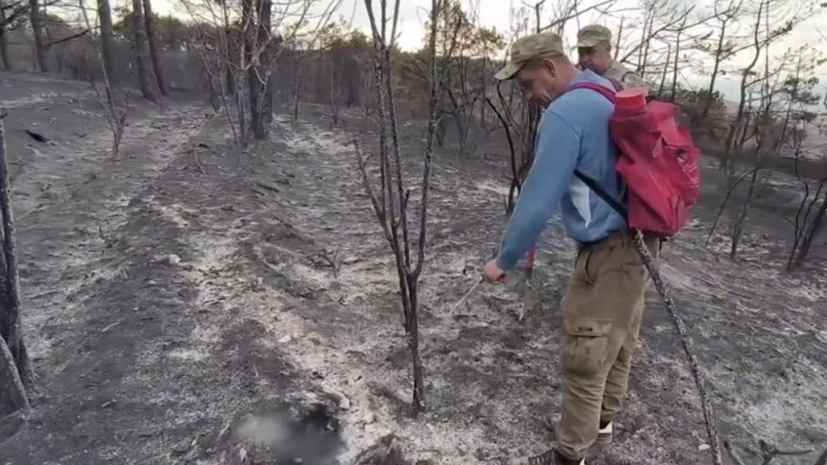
[495,111,580,271]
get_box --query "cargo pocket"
[562,318,613,377]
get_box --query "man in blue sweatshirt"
[485,32,660,465]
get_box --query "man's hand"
[483,259,507,283]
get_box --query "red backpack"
[568,81,701,237]
[521,79,699,277]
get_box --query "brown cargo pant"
[556,229,660,461]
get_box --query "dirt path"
[1,72,825,465]
[2,75,344,464]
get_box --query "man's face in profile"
[515,59,561,107]
[578,42,613,74]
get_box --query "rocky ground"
[0,70,825,465]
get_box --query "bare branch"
[724,441,748,465]
[46,28,89,46]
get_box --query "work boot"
[594,420,613,446]
[506,449,585,465]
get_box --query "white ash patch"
[474,178,510,197]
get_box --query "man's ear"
[541,58,557,77]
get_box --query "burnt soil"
[0,71,826,465]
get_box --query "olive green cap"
[494,32,566,80]
[577,24,612,48]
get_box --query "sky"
[139,0,827,103]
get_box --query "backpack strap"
[573,170,628,218]
[568,82,628,219]
[568,81,618,103]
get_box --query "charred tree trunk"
[722,94,748,174]
[736,109,754,148]
[28,0,47,72]
[142,0,169,96]
[636,12,648,70]
[657,44,671,98]
[670,15,690,102]
[0,4,11,71]
[242,0,261,138]
[478,58,487,131]
[358,0,440,415]
[96,0,116,84]
[670,29,681,102]
[1,334,29,414]
[702,22,728,118]
[245,43,262,136]
[329,69,339,125]
[130,0,159,102]
[721,0,764,172]
[614,16,624,60]
[729,167,760,259]
[639,13,655,75]
[221,4,233,97]
[406,277,425,411]
[790,194,827,270]
[235,73,247,150]
[242,0,276,139]
[290,56,301,125]
[225,67,234,96]
[435,90,449,148]
[0,117,33,406]
[257,0,273,131]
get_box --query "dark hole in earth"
[247,403,344,465]
[246,404,423,465]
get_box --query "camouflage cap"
[494,32,566,80]
[577,24,612,48]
